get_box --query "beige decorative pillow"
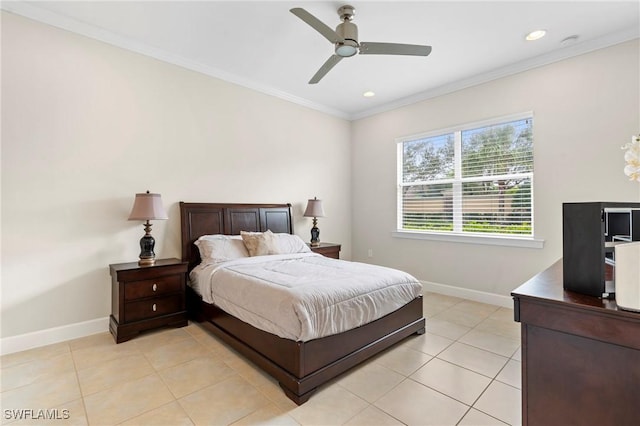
[240,230,280,256]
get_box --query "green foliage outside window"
[399,116,533,236]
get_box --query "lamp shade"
[128,191,168,221]
[303,197,325,218]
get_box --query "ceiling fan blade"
[290,8,342,44]
[359,42,432,56]
[309,55,343,84]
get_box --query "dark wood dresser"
[512,260,640,426]
[109,258,188,343]
[308,242,341,259]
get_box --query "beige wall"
[1,13,351,339]
[2,11,639,343]
[351,39,640,297]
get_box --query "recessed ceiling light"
[363,91,375,97]
[525,30,547,41]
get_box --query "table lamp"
[128,191,168,265]
[303,197,325,247]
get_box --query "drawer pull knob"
[152,283,157,292]
[152,303,157,312]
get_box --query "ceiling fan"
[290,4,432,84]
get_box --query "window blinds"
[399,116,533,236]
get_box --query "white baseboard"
[422,281,514,308]
[1,283,512,355]
[1,317,109,356]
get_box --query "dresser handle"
[152,303,157,312]
[152,283,157,292]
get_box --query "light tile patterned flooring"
[1,292,521,425]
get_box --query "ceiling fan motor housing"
[335,21,358,56]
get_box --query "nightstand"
[308,242,341,259]
[109,258,188,343]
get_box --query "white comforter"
[190,253,422,342]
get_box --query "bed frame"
[180,202,425,404]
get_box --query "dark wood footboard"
[189,286,424,404]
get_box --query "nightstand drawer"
[124,295,183,322]
[124,274,182,301]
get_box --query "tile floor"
[1,292,522,425]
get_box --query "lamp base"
[138,257,156,266]
[138,227,156,266]
[310,223,320,247]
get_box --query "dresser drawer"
[124,294,183,322]
[124,274,182,301]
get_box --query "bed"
[180,202,425,404]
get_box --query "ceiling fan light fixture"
[335,40,358,57]
[291,4,432,83]
[525,29,546,41]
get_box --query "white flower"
[622,135,640,182]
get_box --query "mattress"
[190,253,423,341]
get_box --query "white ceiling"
[4,1,639,120]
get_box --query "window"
[397,113,534,239]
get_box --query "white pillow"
[194,234,249,263]
[273,233,311,254]
[240,230,279,256]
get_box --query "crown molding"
[3,2,637,122]
[351,26,640,121]
[0,1,351,120]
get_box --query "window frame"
[395,111,544,248]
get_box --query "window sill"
[392,230,545,249]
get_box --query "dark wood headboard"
[179,202,293,271]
